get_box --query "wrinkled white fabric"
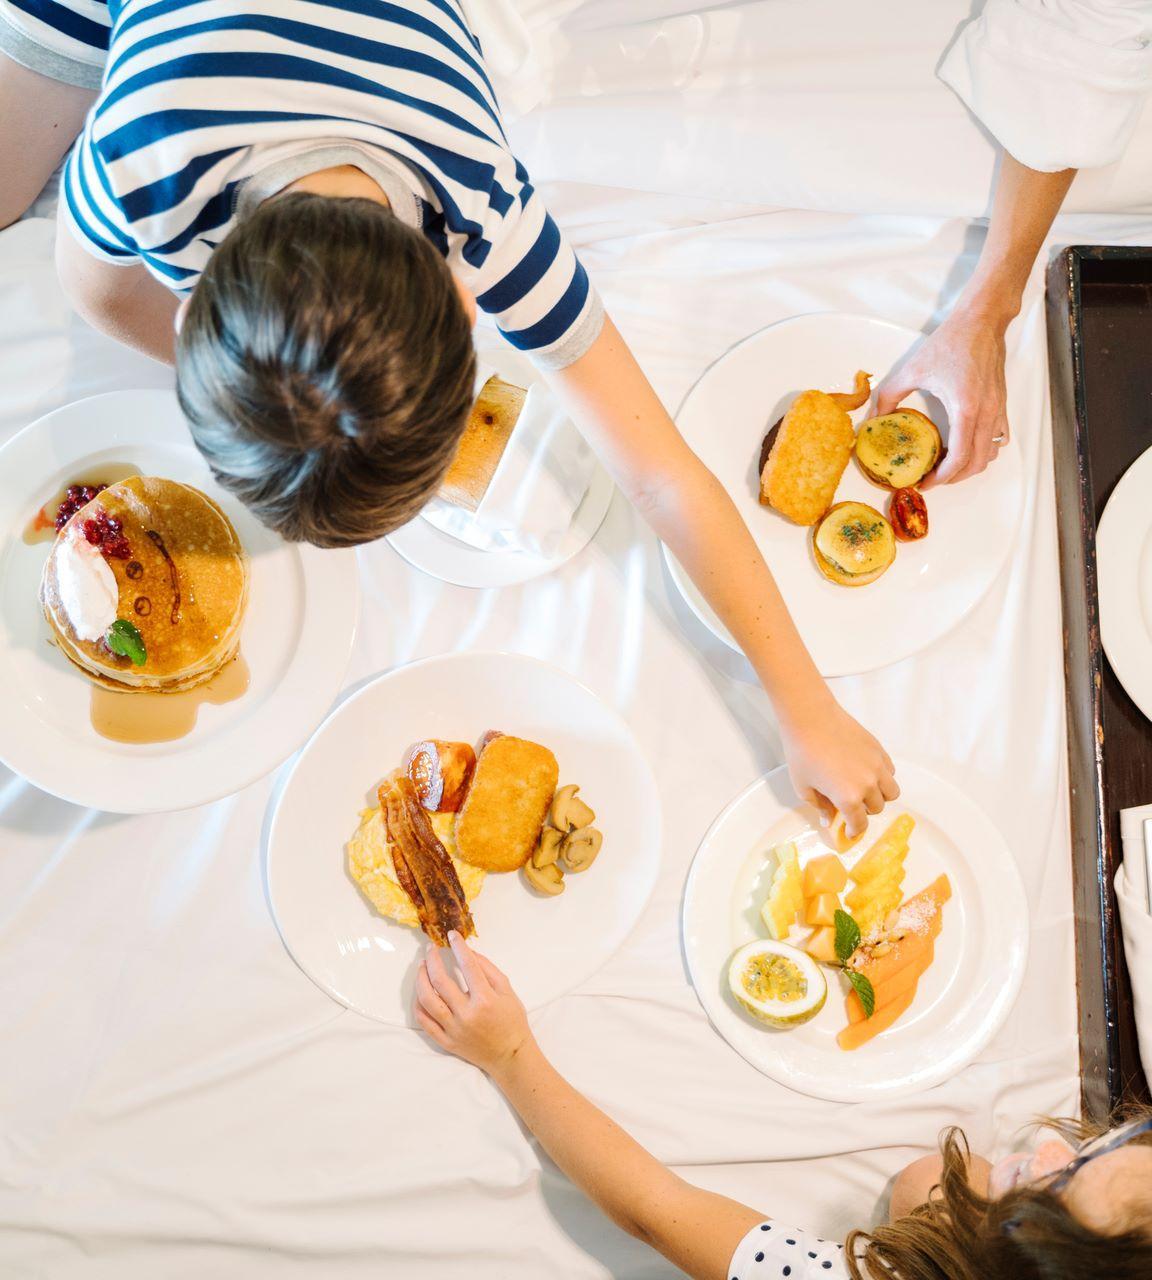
[2,180,1133,1276]
[5,9,1152,1265]
[941,0,1152,172]
[504,0,1152,215]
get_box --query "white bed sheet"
[4,25,1152,1257]
[4,185,1144,1278]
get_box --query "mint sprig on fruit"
[833,908,875,1019]
[105,618,146,667]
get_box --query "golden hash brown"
[347,806,485,928]
[759,389,856,526]
[455,736,559,873]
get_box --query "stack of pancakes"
[41,476,248,693]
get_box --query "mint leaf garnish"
[834,909,861,964]
[106,618,146,667]
[845,969,876,1019]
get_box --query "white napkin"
[421,369,597,558]
[1116,804,1152,1091]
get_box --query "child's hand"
[780,699,899,838]
[414,932,533,1076]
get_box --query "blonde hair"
[846,1108,1152,1280]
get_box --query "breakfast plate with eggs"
[681,761,1028,1101]
[0,390,359,812]
[662,312,1026,677]
[264,651,662,1025]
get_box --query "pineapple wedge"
[849,814,914,883]
[760,843,803,940]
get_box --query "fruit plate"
[264,651,662,1025]
[1097,442,1152,722]
[662,312,1025,677]
[681,761,1028,1101]
[0,390,359,813]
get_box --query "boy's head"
[176,192,477,548]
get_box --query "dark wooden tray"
[1047,245,1152,1121]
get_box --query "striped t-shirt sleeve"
[61,125,140,266]
[472,178,604,371]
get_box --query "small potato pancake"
[759,390,855,526]
[455,736,558,873]
[347,806,485,929]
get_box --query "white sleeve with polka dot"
[728,1219,851,1280]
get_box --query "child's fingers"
[415,963,453,1026]
[423,947,466,1015]
[414,1004,450,1050]
[447,931,491,996]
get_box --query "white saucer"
[663,312,1025,677]
[0,391,359,813]
[265,651,662,1025]
[386,465,614,588]
[682,761,1028,1101]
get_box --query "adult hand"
[874,306,1010,486]
[414,932,532,1076]
[779,695,900,838]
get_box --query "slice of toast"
[438,376,528,512]
[455,734,558,872]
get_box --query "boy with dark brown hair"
[0,0,898,830]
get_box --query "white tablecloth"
[4,10,1152,1266]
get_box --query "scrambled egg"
[346,806,486,928]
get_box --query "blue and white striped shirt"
[58,0,602,367]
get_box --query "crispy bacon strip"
[379,775,474,945]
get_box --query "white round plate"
[386,340,614,588]
[663,313,1024,676]
[682,761,1028,1101]
[0,391,359,813]
[1097,444,1152,720]
[266,651,662,1025]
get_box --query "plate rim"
[264,647,664,1022]
[681,760,1029,1101]
[0,389,360,813]
[1097,443,1152,720]
[661,310,1024,677]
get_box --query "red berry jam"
[55,483,108,531]
[79,507,131,560]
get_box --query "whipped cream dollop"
[56,527,119,641]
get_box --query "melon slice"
[847,940,934,1023]
[848,876,951,989]
[804,892,840,927]
[837,983,918,1050]
[803,854,848,898]
[804,925,839,965]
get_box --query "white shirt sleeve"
[938,0,1152,171]
[728,1219,850,1280]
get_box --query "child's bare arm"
[546,316,897,835]
[416,935,764,1280]
[55,219,179,365]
